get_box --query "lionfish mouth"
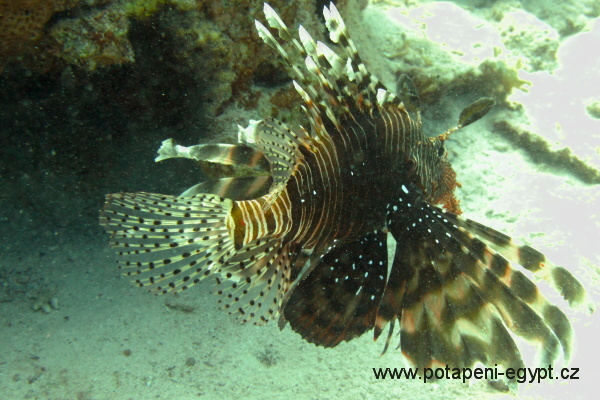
[99,2,594,388]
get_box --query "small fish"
[100,2,593,384]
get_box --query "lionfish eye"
[437,142,445,157]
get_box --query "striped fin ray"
[255,6,310,89]
[181,176,273,200]
[387,248,525,377]
[302,55,343,129]
[298,26,352,102]
[424,211,579,361]
[454,216,595,313]
[253,118,304,188]
[322,3,402,109]
[283,230,388,347]
[296,25,356,125]
[260,3,350,115]
[256,3,400,136]
[215,240,297,324]
[99,192,235,294]
[379,186,576,370]
[205,182,296,324]
[242,117,308,211]
[255,7,329,132]
[155,139,269,174]
[377,207,525,375]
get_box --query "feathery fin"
[215,240,297,324]
[376,183,579,371]
[455,216,595,313]
[100,192,235,294]
[181,176,273,200]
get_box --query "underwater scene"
[1,0,599,399]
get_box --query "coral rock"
[49,7,135,71]
[0,0,63,69]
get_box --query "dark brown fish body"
[281,109,419,249]
[100,2,593,387]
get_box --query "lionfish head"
[417,136,462,214]
[416,97,497,214]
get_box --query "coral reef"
[586,100,600,119]
[0,0,322,123]
[423,0,600,37]
[519,0,600,37]
[0,0,101,70]
[49,6,135,71]
[0,0,66,71]
[122,0,196,19]
[0,0,197,73]
[352,2,533,106]
[498,10,559,72]
[155,0,319,116]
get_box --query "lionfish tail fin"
[376,185,590,372]
[100,192,235,294]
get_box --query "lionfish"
[100,2,593,382]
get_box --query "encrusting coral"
[0,0,65,70]
[49,6,135,71]
[0,0,113,72]
[0,0,317,119]
[0,0,195,73]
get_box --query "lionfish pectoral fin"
[455,217,595,314]
[213,240,301,325]
[389,232,524,375]
[99,192,235,294]
[380,190,584,373]
[283,230,388,347]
